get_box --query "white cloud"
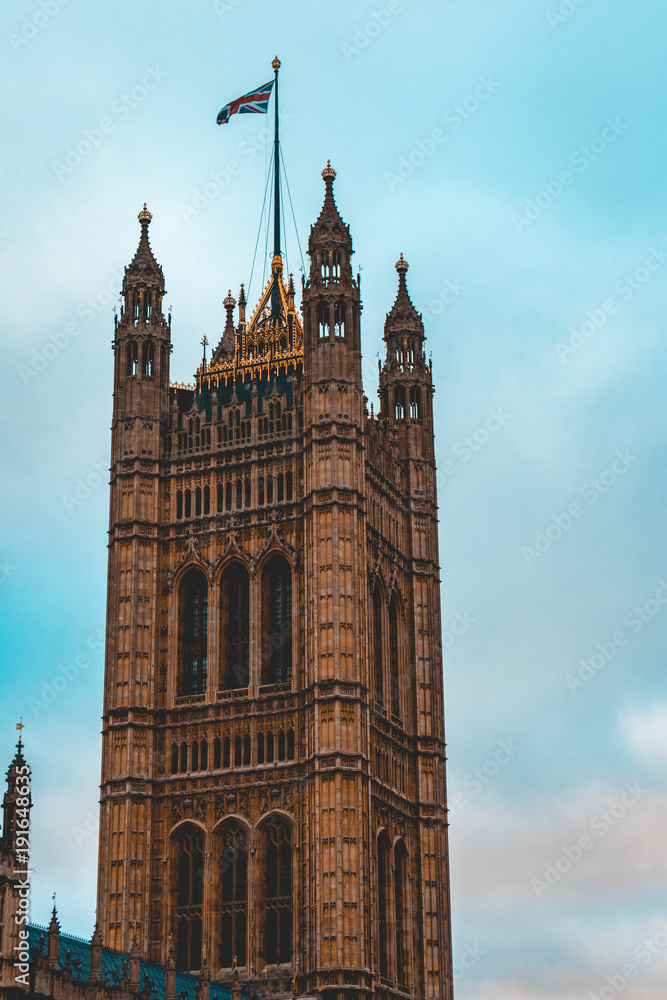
[621,704,667,764]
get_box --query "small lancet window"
[126,341,138,377]
[317,302,330,339]
[144,291,152,320]
[333,301,345,339]
[410,386,421,420]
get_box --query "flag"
[217,79,274,125]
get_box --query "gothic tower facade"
[97,167,453,1000]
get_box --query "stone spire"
[384,254,424,341]
[123,204,165,296]
[308,161,353,264]
[212,290,237,362]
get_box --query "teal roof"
[28,925,251,1000]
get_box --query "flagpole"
[272,55,281,322]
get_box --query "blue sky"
[2,1,667,996]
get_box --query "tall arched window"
[261,556,292,685]
[333,301,346,338]
[178,570,208,696]
[409,385,421,419]
[395,841,408,985]
[142,341,154,376]
[126,341,138,376]
[373,583,384,705]
[262,819,292,965]
[394,386,406,420]
[217,824,248,969]
[317,302,330,339]
[220,563,250,690]
[377,831,391,979]
[174,828,204,972]
[389,594,400,717]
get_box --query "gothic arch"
[260,553,293,686]
[212,819,250,970]
[170,822,204,972]
[218,559,250,691]
[177,567,209,696]
[256,813,294,967]
[377,829,392,979]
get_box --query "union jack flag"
[217,79,275,125]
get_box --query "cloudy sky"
[2,0,667,996]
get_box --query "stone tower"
[96,166,453,1000]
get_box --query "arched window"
[185,490,192,518]
[225,482,232,511]
[174,827,204,972]
[126,341,138,376]
[257,733,265,764]
[333,301,345,338]
[245,478,251,506]
[278,730,285,761]
[243,734,251,765]
[200,740,208,771]
[266,732,274,763]
[223,737,231,769]
[258,476,265,505]
[171,743,178,774]
[410,386,421,419]
[191,740,199,772]
[389,594,400,717]
[394,386,406,421]
[261,556,292,685]
[234,736,242,767]
[217,484,224,512]
[317,302,330,339]
[180,742,187,773]
[176,490,183,520]
[217,824,248,969]
[143,291,152,320]
[373,583,384,705]
[266,475,273,505]
[286,470,293,500]
[395,842,408,985]
[178,569,208,696]
[213,737,221,770]
[277,473,284,502]
[220,562,250,690]
[377,831,391,978]
[142,341,154,376]
[262,820,292,965]
[287,728,295,760]
[204,485,210,515]
[195,487,202,517]
[236,479,243,509]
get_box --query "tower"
[96,164,453,1000]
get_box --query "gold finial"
[396,253,409,274]
[271,252,283,275]
[322,159,336,182]
[16,719,24,734]
[138,203,152,225]
[223,290,236,309]
[272,56,281,72]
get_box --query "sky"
[1,0,667,996]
